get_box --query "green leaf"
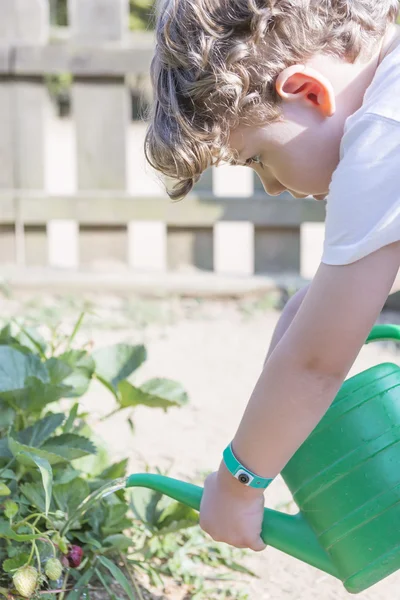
[0,469,16,479]
[58,350,95,398]
[98,459,128,481]
[8,437,68,466]
[0,400,15,429]
[18,413,65,448]
[4,500,19,519]
[103,534,132,551]
[101,504,131,536]
[13,325,47,357]
[53,478,90,513]
[20,482,46,512]
[140,378,189,407]
[130,488,164,528]
[42,434,96,461]
[18,452,53,516]
[97,556,136,600]
[0,346,48,394]
[3,552,30,572]
[157,501,198,532]
[93,344,147,393]
[0,520,42,541]
[63,403,79,433]
[65,566,95,600]
[118,380,186,411]
[1,377,71,413]
[0,483,11,496]
[54,466,81,484]
[46,357,73,384]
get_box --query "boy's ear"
[276,65,336,117]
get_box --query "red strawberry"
[67,545,84,568]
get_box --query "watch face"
[235,469,254,486]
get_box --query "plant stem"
[66,311,86,351]
[0,457,15,478]
[58,572,69,600]
[34,542,42,574]
[100,408,121,422]
[119,552,145,600]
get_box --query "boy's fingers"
[250,538,267,552]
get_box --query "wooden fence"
[0,0,326,280]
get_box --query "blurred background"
[0,0,327,290]
[1,2,400,599]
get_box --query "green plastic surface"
[126,324,400,594]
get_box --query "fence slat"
[213,165,254,197]
[128,221,167,271]
[69,0,129,43]
[48,220,79,268]
[70,0,129,192]
[0,0,49,266]
[214,222,254,276]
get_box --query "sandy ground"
[67,298,400,600]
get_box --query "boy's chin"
[313,193,327,201]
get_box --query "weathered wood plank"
[47,220,79,268]
[12,44,152,77]
[128,221,167,271]
[24,226,47,266]
[167,227,214,272]
[0,0,49,44]
[0,193,327,226]
[71,0,129,192]
[213,164,253,197]
[79,225,128,267]
[0,79,15,189]
[300,222,325,279]
[214,222,254,275]
[14,80,47,189]
[1,0,50,267]
[69,0,129,43]
[254,227,301,274]
[0,225,16,265]
[73,81,128,189]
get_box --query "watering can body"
[127,324,400,594]
[282,359,400,593]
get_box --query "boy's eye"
[245,155,262,166]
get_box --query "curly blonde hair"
[144,0,399,200]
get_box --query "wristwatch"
[223,443,273,490]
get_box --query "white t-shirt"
[322,42,400,265]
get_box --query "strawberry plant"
[0,316,188,598]
[0,315,253,599]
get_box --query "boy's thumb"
[251,538,267,552]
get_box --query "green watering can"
[127,324,400,594]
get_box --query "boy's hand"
[199,463,266,552]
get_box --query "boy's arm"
[264,284,310,365]
[200,241,400,550]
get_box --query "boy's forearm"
[264,285,310,364]
[231,343,343,484]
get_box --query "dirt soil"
[81,297,400,600]
[3,292,400,599]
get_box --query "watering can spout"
[126,474,339,579]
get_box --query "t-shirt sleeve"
[322,114,400,266]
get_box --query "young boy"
[145,0,400,552]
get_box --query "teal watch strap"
[223,443,273,489]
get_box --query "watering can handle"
[126,473,339,578]
[366,324,400,344]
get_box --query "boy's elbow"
[299,346,350,382]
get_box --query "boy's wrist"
[217,461,265,499]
